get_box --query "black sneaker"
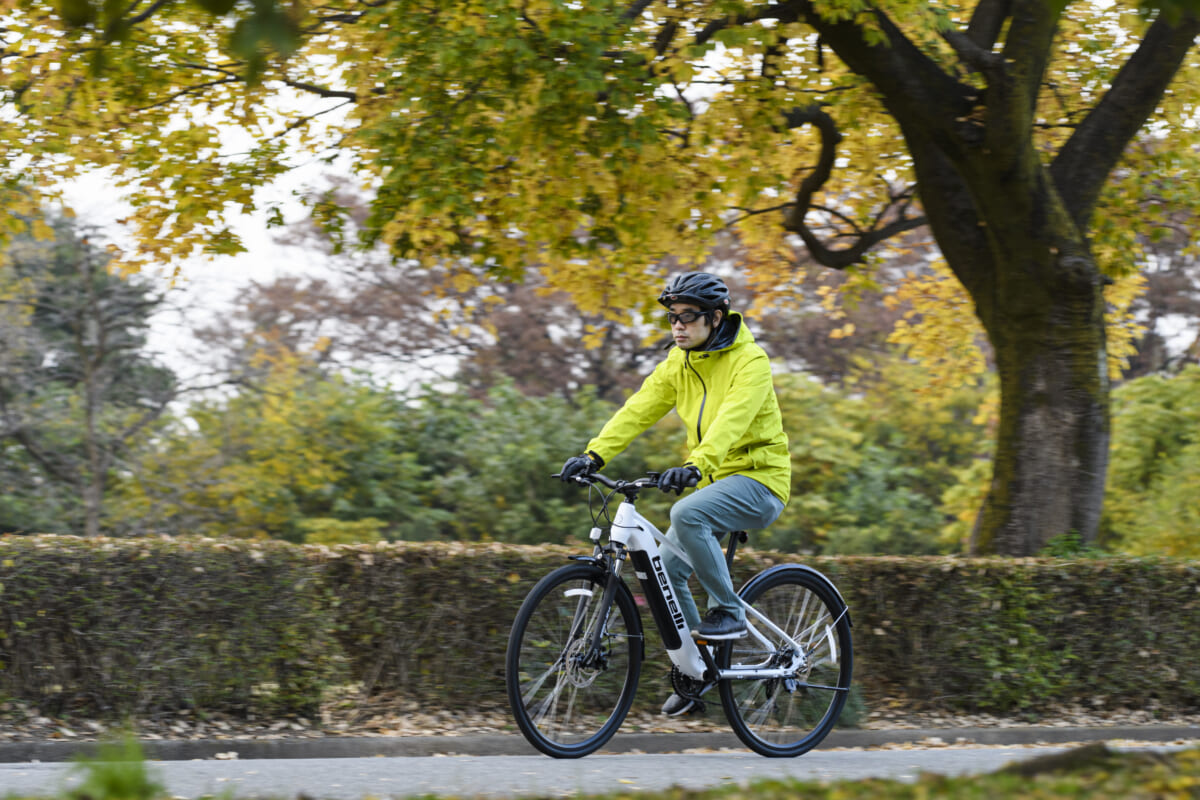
[694,608,747,640]
[661,693,696,716]
[662,669,712,716]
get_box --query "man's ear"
[713,310,724,327]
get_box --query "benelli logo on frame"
[651,554,686,630]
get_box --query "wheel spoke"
[520,655,566,706]
[528,666,570,725]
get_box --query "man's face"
[668,302,715,350]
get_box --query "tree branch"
[620,0,656,23]
[694,3,802,48]
[780,104,840,220]
[266,99,356,144]
[9,427,78,486]
[1051,10,1200,229]
[124,0,171,27]
[991,0,1062,137]
[281,78,357,101]
[117,398,173,445]
[136,69,242,112]
[902,131,996,323]
[966,0,1013,51]
[652,17,680,57]
[943,30,1003,77]
[789,1,972,138]
[778,105,927,270]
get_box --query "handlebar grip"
[656,467,701,495]
[552,471,609,487]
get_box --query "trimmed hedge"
[829,556,1200,712]
[0,536,338,716]
[0,535,1196,719]
[319,540,543,703]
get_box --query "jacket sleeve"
[585,359,677,465]
[685,350,773,479]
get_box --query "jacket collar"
[697,311,743,352]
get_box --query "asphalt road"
[0,744,1193,799]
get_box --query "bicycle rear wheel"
[718,565,853,757]
[505,562,642,758]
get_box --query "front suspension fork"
[584,546,628,660]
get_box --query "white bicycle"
[504,471,853,758]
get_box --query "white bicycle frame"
[604,497,824,682]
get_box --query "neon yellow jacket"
[586,313,791,504]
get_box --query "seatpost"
[724,530,748,569]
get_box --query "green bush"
[317,539,544,703]
[68,736,163,800]
[0,536,340,716]
[99,365,993,556]
[1103,365,1200,557]
[835,556,1200,713]
[330,544,1199,716]
[0,536,1195,719]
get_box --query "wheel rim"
[512,575,636,749]
[723,578,850,752]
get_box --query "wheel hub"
[786,646,808,676]
[563,638,604,688]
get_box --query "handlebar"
[551,471,698,495]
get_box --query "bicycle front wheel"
[718,565,853,757]
[505,562,642,758]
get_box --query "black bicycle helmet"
[657,272,731,312]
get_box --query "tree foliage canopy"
[5,0,1194,296]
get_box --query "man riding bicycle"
[560,271,791,716]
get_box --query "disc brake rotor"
[563,637,603,688]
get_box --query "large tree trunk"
[963,148,1114,554]
[970,260,1110,555]
[904,132,1113,555]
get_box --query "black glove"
[560,451,602,482]
[658,465,701,495]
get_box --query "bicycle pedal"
[692,631,744,645]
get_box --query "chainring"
[669,665,713,710]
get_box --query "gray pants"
[660,475,785,629]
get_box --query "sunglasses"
[666,310,707,325]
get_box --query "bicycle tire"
[717,565,853,757]
[505,561,643,758]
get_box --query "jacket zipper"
[685,350,707,444]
